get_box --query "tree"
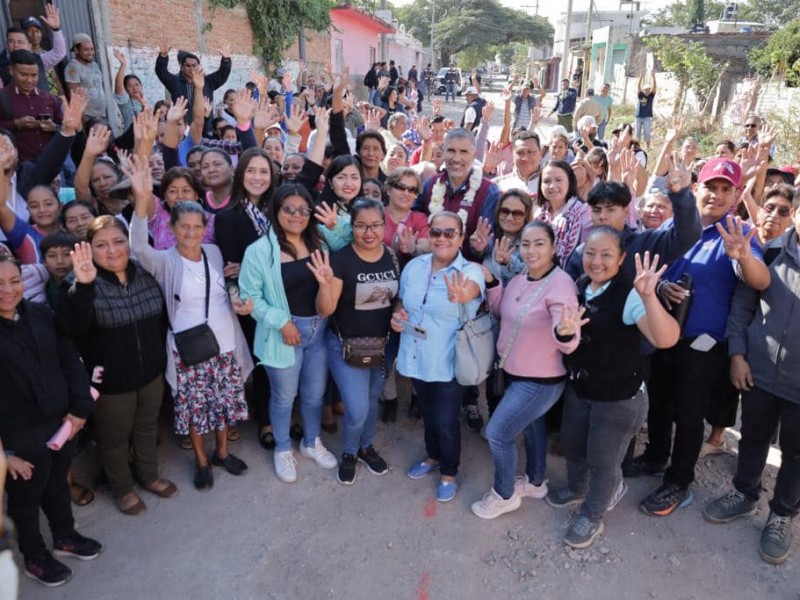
[646,0,726,28]
[210,0,335,65]
[750,19,800,87]
[396,0,552,67]
[738,0,800,26]
[644,35,725,113]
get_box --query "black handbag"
[172,250,220,367]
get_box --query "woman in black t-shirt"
[318,199,399,486]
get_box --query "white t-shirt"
[64,59,106,117]
[172,256,236,354]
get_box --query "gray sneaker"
[760,512,793,565]
[545,486,586,509]
[564,515,605,549]
[703,489,757,524]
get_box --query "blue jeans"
[266,316,328,452]
[413,378,464,477]
[327,330,384,455]
[486,378,565,499]
[635,117,652,145]
[445,82,456,102]
[562,384,648,522]
[597,119,608,140]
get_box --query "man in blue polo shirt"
[635,158,770,517]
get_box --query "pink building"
[330,4,394,79]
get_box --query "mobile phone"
[399,320,427,340]
[36,113,51,121]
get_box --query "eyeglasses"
[744,123,758,129]
[281,205,312,217]
[499,207,525,220]
[352,222,385,233]
[761,203,791,217]
[429,227,459,239]
[392,182,418,194]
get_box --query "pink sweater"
[487,267,580,378]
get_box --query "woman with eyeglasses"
[315,199,400,486]
[471,221,583,520]
[755,184,794,245]
[238,184,339,483]
[392,210,485,503]
[546,227,679,549]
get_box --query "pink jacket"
[487,267,580,378]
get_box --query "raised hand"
[469,217,493,254]
[759,122,777,149]
[416,115,432,141]
[191,64,205,89]
[530,105,544,128]
[71,242,97,284]
[61,89,88,135]
[166,96,188,123]
[313,106,330,135]
[666,150,691,192]
[306,250,334,286]
[203,96,213,119]
[716,215,756,262]
[285,101,308,135]
[481,101,495,124]
[483,140,504,174]
[443,271,476,304]
[121,154,154,200]
[620,147,638,189]
[230,88,255,125]
[432,97,442,116]
[253,97,280,131]
[84,125,111,157]
[555,304,589,337]
[397,225,417,254]
[113,48,127,67]
[219,40,231,59]
[494,235,513,266]
[40,3,60,30]
[664,116,683,145]
[314,201,337,230]
[133,109,159,146]
[738,144,760,182]
[365,108,382,132]
[158,33,170,56]
[500,88,512,103]
[634,252,668,298]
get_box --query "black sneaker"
[623,454,668,478]
[194,465,214,490]
[463,405,484,433]
[640,482,693,517]
[545,486,586,509]
[24,551,72,587]
[761,512,793,565]
[212,452,249,475]
[53,532,102,561]
[703,489,757,524]
[337,453,357,485]
[357,446,388,475]
[564,515,605,549]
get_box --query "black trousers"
[734,386,800,517]
[645,339,728,488]
[3,422,76,560]
[238,315,270,428]
[707,358,739,428]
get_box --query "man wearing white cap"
[460,86,485,133]
[572,115,605,154]
[64,33,106,119]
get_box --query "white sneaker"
[514,475,548,499]
[606,480,628,512]
[299,437,338,470]
[274,450,297,483]
[471,489,522,520]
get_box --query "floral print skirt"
[173,350,249,435]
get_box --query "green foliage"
[646,0,726,28]
[750,20,800,87]
[644,35,725,113]
[209,0,335,65]
[396,0,552,66]
[738,0,800,27]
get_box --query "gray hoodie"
[726,228,800,402]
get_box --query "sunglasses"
[281,205,312,217]
[392,182,418,194]
[429,227,459,239]
[761,203,791,217]
[499,207,525,219]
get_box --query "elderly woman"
[392,211,485,503]
[755,184,794,245]
[57,217,177,516]
[640,190,673,230]
[128,158,254,490]
[0,254,101,587]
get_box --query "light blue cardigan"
[130,214,255,393]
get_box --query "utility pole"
[561,0,573,81]
[582,0,593,95]
[380,0,388,62]
[429,1,436,71]
[521,1,539,15]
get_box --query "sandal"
[258,428,276,450]
[142,478,179,499]
[180,436,193,450]
[69,482,95,507]
[116,492,146,516]
[227,426,241,442]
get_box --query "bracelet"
[655,279,666,296]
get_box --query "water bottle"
[669,274,693,331]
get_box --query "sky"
[389,0,675,29]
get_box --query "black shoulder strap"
[201,249,210,322]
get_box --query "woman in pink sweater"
[471,221,585,520]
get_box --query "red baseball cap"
[698,158,741,188]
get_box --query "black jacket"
[155,54,232,124]
[57,261,168,395]
[0,300,93,434]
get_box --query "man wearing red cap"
[635,158,770,517]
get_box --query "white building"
[376,9,430,75]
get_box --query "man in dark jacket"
[155,36,232,124]
[703,208,800,565]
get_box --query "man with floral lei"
[414,128,500,261]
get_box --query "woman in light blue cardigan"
[238,184,339,483]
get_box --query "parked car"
[433,67,467,96]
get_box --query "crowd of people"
[1,10,799,590]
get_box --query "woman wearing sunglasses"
[484,189,532,286]
[755,184,794,245]
[392,211,485,503]
[238,184,339,483]
[315,199,400,486]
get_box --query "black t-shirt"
[281,257,318,317]
[330,245,399,337]
[636,91,655,118]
